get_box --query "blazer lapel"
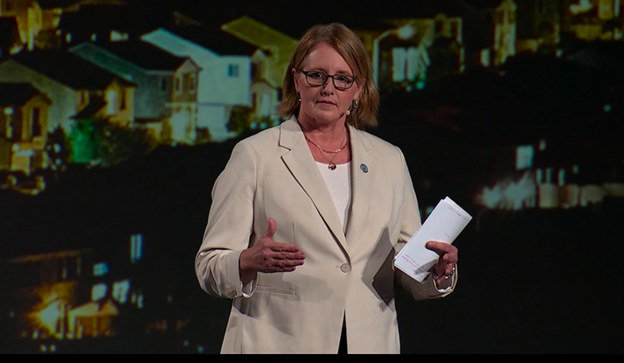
[345,127,377,244]
[279,118,349,256]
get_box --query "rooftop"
[160,26,258,56]
[7,49,135,90]
[0,83,50,106]
[75,40,194,71]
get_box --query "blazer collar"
[278,117,377,258]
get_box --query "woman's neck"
[297,114,349,145]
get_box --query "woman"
[195,23,459,354]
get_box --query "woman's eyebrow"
[306,67,353,75]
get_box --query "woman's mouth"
[317,100,335,106]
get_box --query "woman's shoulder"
[352,128,402,155]
[235,123,282,149]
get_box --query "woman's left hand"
[426,241,459,286]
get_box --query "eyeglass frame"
[299,70,359,91]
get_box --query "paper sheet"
[394,196,472,283]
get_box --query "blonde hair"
[276,23,379,129]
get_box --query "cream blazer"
[195,117,457,354]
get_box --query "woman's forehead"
[302,43,353,74]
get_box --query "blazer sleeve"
[393,147,457,300]
[195,140,258,299]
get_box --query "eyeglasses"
[300,70,358,91]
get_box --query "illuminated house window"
[480,49,491,67]
[93,262,109,276]
[4,108,13,138]
[259,93,271,117]
[228,64,239,77]
[110,31,129,42]
[392,47,423,83]
[598,0,616,19]
[105,89,117,115]
[545,168,554,183]
[130,233,143,264]
[516,145,534,170]
[392,47,407,82]
[406,47,420,82]
[40,344,57,353]
[112,280,130,304]
[91,283,107,301]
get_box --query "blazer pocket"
[256,284,297,296]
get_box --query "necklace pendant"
[328,163,337,170]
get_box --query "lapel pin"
[360,164,368,173]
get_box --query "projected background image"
[1,0,623,354]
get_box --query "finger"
[427,241,458,257]
[431,269,447,286]
[273,250,306,260]
[434,262,446,277]
[435,274,444,285]
[272,258,304,268]
[437,275,450,285]
[445,264,456,276]
[263,217,277,240]
[443,254,457,264]
[425,241,451,253]
[269,242,301,253]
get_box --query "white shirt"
[316,161,351,232]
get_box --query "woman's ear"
[291,68,299,91]
[354,83,363,100]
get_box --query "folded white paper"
[394,196,472,283]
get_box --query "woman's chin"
[309,109,344,123]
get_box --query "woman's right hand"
[239,218,306,284]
